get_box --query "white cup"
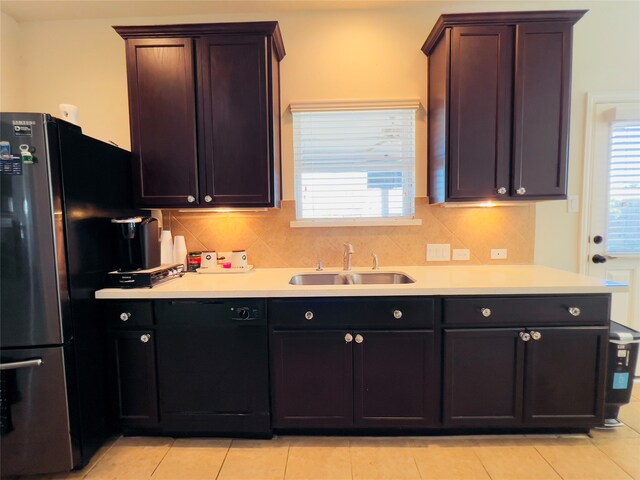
[173,236,187,269]
[160,230,173,265]
[200,251,217,269]
[230,250,248,268]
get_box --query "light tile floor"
[10,383,640,480]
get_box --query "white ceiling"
[1,0,445,23]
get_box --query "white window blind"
[292,107,416,220]
[607,121,640,254]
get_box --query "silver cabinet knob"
[344,333,353,343]
[516,187,526,195]
[519,331,531,342]
[568,307,581,317]
[393,309,402,319]
[497,187,507,195]
[140,334,151,343]
[204,195,212,203]
[481,308,492,318]
[531,330,542,341]
[355,334,364,344]
[119,312,131,321]
[187,195,196,203]
[304,311,314,320]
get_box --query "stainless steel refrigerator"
[1,113,133,476]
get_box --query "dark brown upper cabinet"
[422,11,586,203]
[114,22,285,208]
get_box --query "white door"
[582,93,640,374]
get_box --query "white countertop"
[94,265,626,299]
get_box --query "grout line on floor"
[532,445,565,480]
[213,439,232,480]
[412,452,424,480]
[473,445,495,480]
[590,440,636,480]
[148,437,175,478]
[79,434,120,479]
[282,441,291,480]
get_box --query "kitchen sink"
[289,272,415,286]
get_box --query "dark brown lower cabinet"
[271,330,436,429]
[271,330,353,428]
[524,327,608,425]
[354,331,435,427]
[108,329,159,430]
[443,326,608,428]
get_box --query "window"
[291,102,418,223]
[608,120,640,254]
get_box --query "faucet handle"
[344,243,354,253]
[372,253,379,270]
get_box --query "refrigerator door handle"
[0,358,44,371]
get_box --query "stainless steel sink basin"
[289,272,415,286]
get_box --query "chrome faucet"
[343,243,354,271]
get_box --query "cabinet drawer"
[105,301,154,328]
[443,295,609,327]
[269,297,435,329]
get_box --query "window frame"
[289,100,421,228]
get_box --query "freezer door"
[1,113,63,347]
[0,346,73,476]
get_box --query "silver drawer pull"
[187,195,196,203]
[393,309,403,319]
[355,334,364,344]
[568,307,581,317]
[516,187,526,195]
[519,331,531,342]
[344,333,353,343]
[140,334,151,343]
[0,358,44,371]
[120,312,131,321]
[531,331,542,341]
[497,187,507,195]
[481,308,492,317]
[305,311,314,320]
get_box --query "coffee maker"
[111,216,161,271]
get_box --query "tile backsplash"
[165,198,535,268]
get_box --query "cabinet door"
[108,329,158,429]
[512,22,572,199]
[125,38,199,207]
[448,26,513,200]
[524,327,607,426]
[443,329,524,427]
[198,35,273,207]
[271,331,353,428]
[353,331,436,427]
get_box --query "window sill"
[290,218,422,228]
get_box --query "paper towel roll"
[58,104,80,125]
[160,230,173,265]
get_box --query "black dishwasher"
[155,299,270,437]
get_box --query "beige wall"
[1,11,24,111]
[1,2,638,270]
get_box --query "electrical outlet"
[426,243,451,261]
[491,248,508,260]
[452,248,471,261]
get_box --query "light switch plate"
[491,248,508,260]
[568,194,579,213]
[452,248,471,261]
[427,244,451,261]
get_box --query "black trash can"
[602,321,640,428]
